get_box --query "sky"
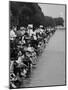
[38,3,65,21]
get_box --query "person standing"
[27,24,33,37]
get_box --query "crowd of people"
[10,24,56,88]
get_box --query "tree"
[54,17,64,27]
[10,1,46,27]
[44,16,55,28]
[10,1,64,29]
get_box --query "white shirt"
[21,30,25,35]
[16,55,24,64]
[27,46,32,51]
[10,30,16,40]
[27,46,34,52]
[22,36,25,44]
[39,29,44,34]
[33,31,36,35]
[28,29,34,36]
[16,57,22,64]
[33,35,37,40]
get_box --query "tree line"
[10,1,64,28]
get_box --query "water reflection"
[21,30,65,88]
[20,66,37,87]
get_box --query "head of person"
[13,26,17,31]
[27,24,33,30]
[39,25,44,29]
[20,27,26,31]
[18,51,22,56]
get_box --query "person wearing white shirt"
[39,25,44,34]
[10,29,17,40]
[27,24,34,37]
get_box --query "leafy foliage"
[10,1,64,28]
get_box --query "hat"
[20,27,26,30]
[39,25,43,28]
[27,24,33,29]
